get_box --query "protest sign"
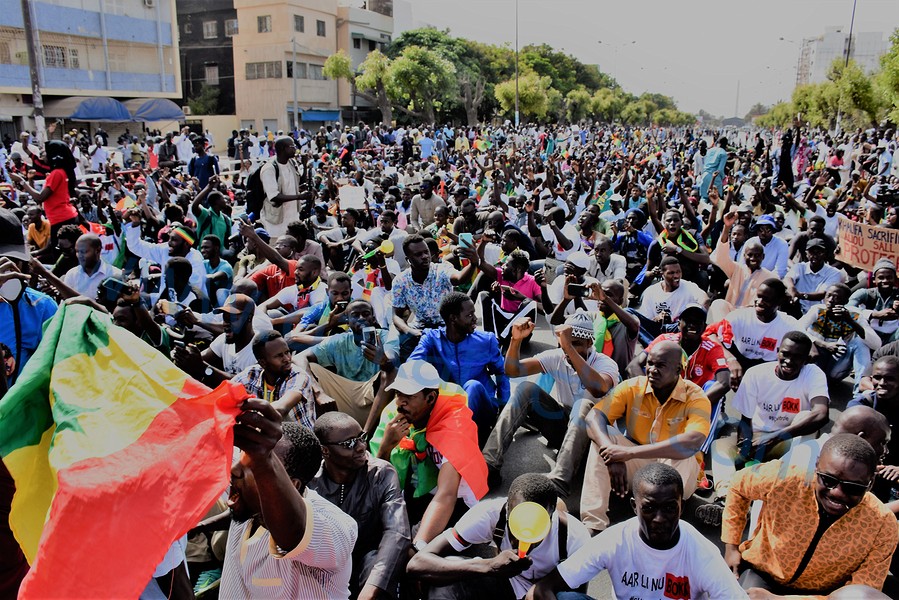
[339,185,367,210]
[836,215,899,270]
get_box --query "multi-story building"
[177,0,237,115]
[0,0,181,137]
[795,26,889,86]
[336,0,391,124]
[232,0,391,133]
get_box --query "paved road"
[481,323,864,597]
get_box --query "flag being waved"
[0,304,248,598]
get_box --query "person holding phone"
[296,299,399,433]
[293,270,356,340]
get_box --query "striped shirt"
[220,489,357,599]
[232,365,319,430]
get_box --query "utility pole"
[20,0,46,144]
[514,0,519,128]
[292,38,298,133]
[835,0,858,136]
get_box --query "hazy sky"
[408,0,899,117]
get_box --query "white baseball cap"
[385,360,441,395]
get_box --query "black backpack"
[244,159,278,219]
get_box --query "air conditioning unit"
[143,0,155,7]
[182,105,192,116]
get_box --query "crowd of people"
[2,117,899,600]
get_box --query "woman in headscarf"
[9,140,79,259]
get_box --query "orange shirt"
[722,461,898,595]
[27,220,51,249]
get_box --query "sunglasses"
[326,434,367,450]
[816,472,871,497]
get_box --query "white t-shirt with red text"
[558,518,747,600]
[733,362,829,434]
[715,308,799,363]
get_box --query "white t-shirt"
[558,518,747,600]
[536,348,620,410]
[446,498,590,599]
[720,308,800,362]
[733,362,829,434]
[638,281,707,321]
[543,222,581,261]
[274,282,328,313]
[209,334,258,376]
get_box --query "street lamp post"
[835,0,858,136]
[20,0,46,144]
[514,0,519,127]
[291,37,299,133]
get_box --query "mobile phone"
[459,233,474,248]
[100,277,129,301]
[362,326,379,347]
[172,339,186,349]
[159,300,186,315]
[335,301,349,312]
[567,283,590,298]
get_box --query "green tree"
[828,59,881,128]
[591,88,626,122]
[878,29,899,124]
[324,49,395,124]
[743,102,770,122]
[387,46,456,124]
[188,84,220,115]
[565,88,592,123]
[756,102,794,128]
[494,71,551,120]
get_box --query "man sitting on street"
[579,340,711,534]
[699,331,829,526]
[409,292,509,446]
[309,412,410,600]
[369,360,488,546]
[483,313,620,498]
[530,464,746,600]
[722,435,898,596]
[408,473,590,600]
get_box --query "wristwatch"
[203,366,214,379]
[676,246,683,254]
[414,540,428,553]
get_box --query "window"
[0,43,9,64]
[108,52,127,71]
[183,22,192,34]
[245,61,281,80]
[316,20,325,37]
[42,45,67,68]
[257,15,272,33]
[69,49,79,69]
[106,0,124,16]
[225,19,238,37]
[287,61,306,79]
[294,15,304,33]
[308,64,324,80]
[369,40,376,52]
[353,38,360,49]
[203,21,218,39]
[205,64,219,85]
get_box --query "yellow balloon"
[379,239,395,255]
[508,502,551,558]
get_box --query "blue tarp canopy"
[300,109,341,122]
[125,98,185,122]
[44,97,132,122]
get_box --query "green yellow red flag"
[0,304,247,598]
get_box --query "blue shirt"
[0,288,58,379]
[409,328,510,405]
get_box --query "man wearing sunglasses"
[309,412,410,600]
[721,434,898,596]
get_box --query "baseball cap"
[679,303,707,321]
[254,227,271,242]
[806,238,827,251]
[385,360,442,395]
[568,251,590,270]
[756,215,777,228]
[0,209,28,262]
[214,293,256,315]
[736,203,753,213]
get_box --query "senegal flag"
[0,304,247,598]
